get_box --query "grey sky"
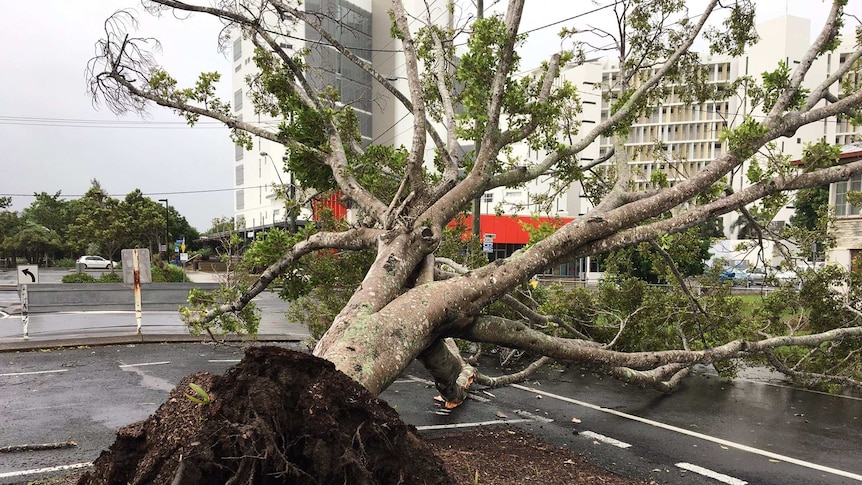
[0,1,232,232]
[0,1,858,232]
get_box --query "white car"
[76,255,117,269]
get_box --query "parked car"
[706,265,752,286]
[76,255,117,269]
[747,266,798,286]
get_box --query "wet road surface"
[1,344,860,484]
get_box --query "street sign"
[17,265,39,285]
[483,233,496,242]
[180,253,189,262]
[483,241,494,253]
[121,248,152,284]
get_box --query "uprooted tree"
[90,0,862,406]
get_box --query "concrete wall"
[21,283,222,314]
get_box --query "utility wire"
[0,186,257,199]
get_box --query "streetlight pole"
[158,198,170,261]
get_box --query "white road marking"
[676,462,748,485]
[208,359,241,363]
[118,361,170,368]
[416,419,532,431]
[0,462,92,479]
[59,311,135,314]
[735,378,862,401]
[511,384,862,482]
[580,430,632,448]
[0,369,68,377]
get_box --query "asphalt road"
[1,343,860,484]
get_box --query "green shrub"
[98,272,123,283]
[151,264,187,282]
[53,258,77,268]
[62,273,97,283]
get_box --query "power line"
[0,186,255,199]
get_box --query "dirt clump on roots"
[78,346,454,485]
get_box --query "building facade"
[230,0,450,233]
[486,15,861,243]
[230,9,861,274]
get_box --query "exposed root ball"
[79,346,454,485]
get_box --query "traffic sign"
[483,241,494,253]
[17,265,39,285]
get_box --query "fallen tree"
[88,0,862,406]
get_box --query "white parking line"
[208,359,241,363]
[0,462,92,479]
[511,384,862,482]
[676,462,748,485]
[0,369,68,377]
[735,378,862,401]
[416,419,532,431]
[580,430,632,448]
[118,361,170,368]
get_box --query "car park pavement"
[1,269,860,485]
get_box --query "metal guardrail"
[20,283,221,313]
[16,283,221,339]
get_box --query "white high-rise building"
[230,0,451,232]
[487,15,861,240]
[230,10,861,275]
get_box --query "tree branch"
[458,315,862,370]
[182,227,382,327]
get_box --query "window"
[482,192,493,203]
[233,38,242,62]
[234,89,243,111]
[835,174,862,217]
[236,189,245,210]
[235,144,244,161]
[235,165,244,185]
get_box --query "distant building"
[230,10,862,277]
[828,143,862,271]
[230,0,450,234]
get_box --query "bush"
[98,272,123,283]
[53,258,77,268]
[62,273,96,283]
[152,264,187,282]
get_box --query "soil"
[60,346,646,485]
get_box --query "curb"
[0,332,308,352]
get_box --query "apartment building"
[487,14,861,243]
[230,9,860,275]
[230,0,450,232]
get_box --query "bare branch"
[460,315,862,371]
[474,356,553,388]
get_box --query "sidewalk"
[0,270,309,352]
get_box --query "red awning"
[452,214,575,244]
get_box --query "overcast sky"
[0,1,858,232]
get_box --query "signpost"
[17,265,39,339]
[482,233,495,253]
[17,265,39,285]
[122,248,152,334]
